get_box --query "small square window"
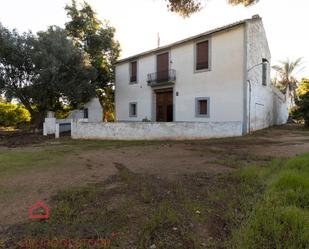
[129,102,137,117]
[196,97,209,117]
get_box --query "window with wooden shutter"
[196,40,209,71]
[199,100,207,115]
[195,97,210,117]
[130,61,137,83]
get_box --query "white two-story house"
[115,15,288,135]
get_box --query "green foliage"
[0,102,31,127]
[65,1,120,122]
[232,154,309,249]
[32,26,97,110]
[228,0,258,6]
[0,23,97,126]
[97,87,115,121]
[0,24,36,110]
[165,0,258,17]
[65,0,120,89]
[295,78,309,126]
[55,106,72,119]
[272,58,304,103]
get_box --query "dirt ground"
[1,124,309,227]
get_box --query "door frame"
[153,87,175,122]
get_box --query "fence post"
[55,123,60,139]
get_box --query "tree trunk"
[30,111,46,130]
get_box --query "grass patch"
[231,154,309,249]
[1,152,308,248]
[0,139,163,176]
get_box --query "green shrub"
[0,102,31,127]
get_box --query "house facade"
[114,15,288,135]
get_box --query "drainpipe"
[247,80,252,133]
[243,22,249,135]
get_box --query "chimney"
[252,14,261,19]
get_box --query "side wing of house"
[245,17,273,132]
[115,57,154,121]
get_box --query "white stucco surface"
[245,17,274,132]
[43,98,102,136]
[43,118,57,135]
[71,121,242,140]
[272,86,289,125]
[84,97,103,122]
[111,16,289,140]
[115,26,245,123]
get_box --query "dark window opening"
[262,60,267,86]
[196,40,209,71]
[84,108,89,119]
[130,61,137,83]
[196,98,209,117]
[199,100,207,115]
[129,103,137,117]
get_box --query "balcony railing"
[147,69,176,86]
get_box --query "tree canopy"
[0,23,97,126]
[296,78,309,126]
[166,0,259,17]
[272,58,304,104]
[65,0,120,89]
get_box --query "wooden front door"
[156,89,173,122]
[157,52,169,82]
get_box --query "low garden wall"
[71,121,243,140]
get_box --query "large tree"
[166,0,259,17]
[65,0,120,121]
[0,24,97,126]
[0,25,37,120]
[65,0,120,88]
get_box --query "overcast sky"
[0,0,308,78]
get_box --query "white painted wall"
[115,57,154,121]
[84,97,103,122]
[67,110,84,120]
[245,17,274,132]
[43,118,71,135]
[272,86,289,125]
[43,118,57,135]
[72,120,242,140]
[43,98,103,136]
[115,16,288,137]
[115,25,245,123]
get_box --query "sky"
[0,0,308,78]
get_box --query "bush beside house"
[0,102,31,127]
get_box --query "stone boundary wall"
[71,121,243,140]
